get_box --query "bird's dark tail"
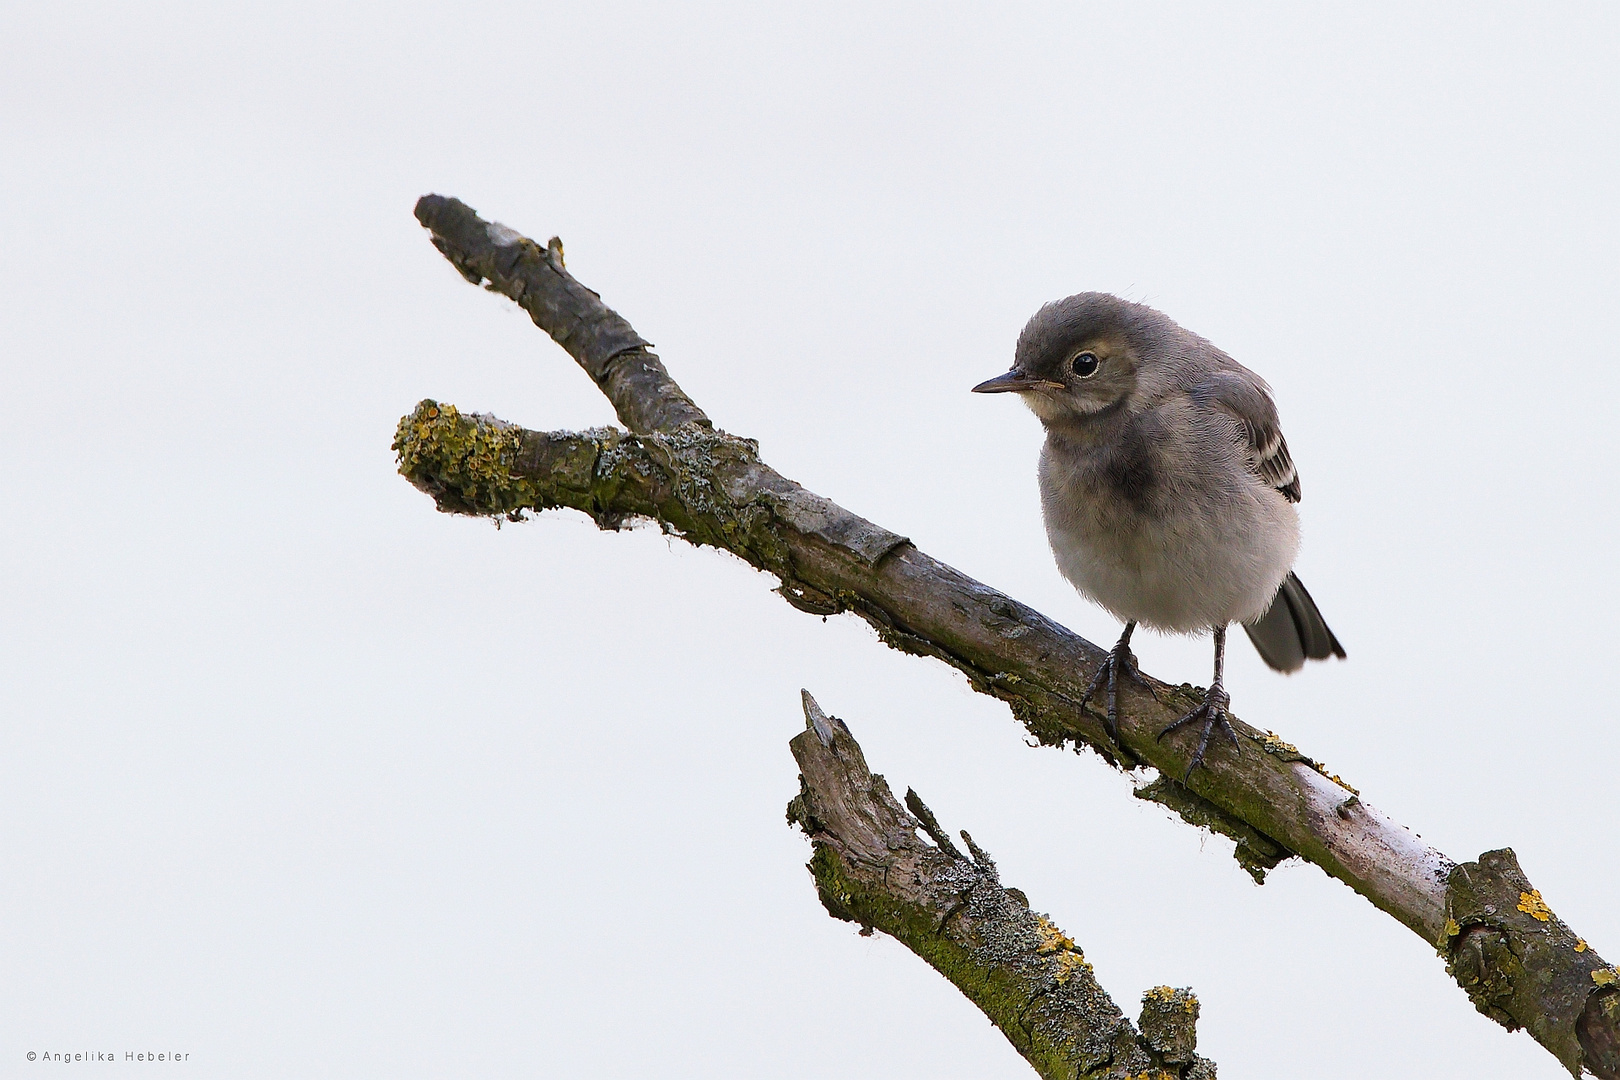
[1242,572,1346,673]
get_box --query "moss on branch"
[1440,849,1619,1077]
[787,692,1214,1079]
[401,195,1620,1078]
[392,394,1620,1077]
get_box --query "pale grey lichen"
[485,221,524,247]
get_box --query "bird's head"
[973,292,1174,428]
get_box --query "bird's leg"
[1079,621,1158,744]
[1158,625,1239,779]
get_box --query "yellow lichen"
[1577,939,1589,953]
[1052,950,1093,984]
[1258,731,1359,793]
[1034,914,1076,955]
[1261,731,1298,755]
[1517,889,1553,922]
[1313,764,1360,795]
[1593,967,1618,987]
[1032,914,1093,983]
[1444,917,1461,939]
[1143,985,1198,1013]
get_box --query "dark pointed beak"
[972,369,1057,394]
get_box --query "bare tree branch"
[401,194,1620,1078]
[788,690,1214,1080]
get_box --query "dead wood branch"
[399,194,1619,1078]
[788,689,1214,1079]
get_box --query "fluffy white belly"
[1040,445,1299,633]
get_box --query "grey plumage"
[974,292,1343,770]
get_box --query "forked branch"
[398,194,1619,1078]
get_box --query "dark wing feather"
[1194,371,1301,502]
[1242,572,1346,672]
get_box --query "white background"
[3,3,1617,1077]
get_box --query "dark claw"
[1079,627,1160,745]
[1158,683,1237,780]
[1078,647,1126,744]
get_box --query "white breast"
[1038,423,1299,634]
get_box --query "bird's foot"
[1158,683,1238,780]
[1080,629,1159,745]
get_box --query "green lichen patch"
[393,400,542,519]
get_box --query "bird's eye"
[1071,352,1100,378]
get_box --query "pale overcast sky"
[3,3,1617,1077]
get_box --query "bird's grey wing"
[1192,371,1301,502]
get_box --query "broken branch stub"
[787,691,1214,1080]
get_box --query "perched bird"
[973,293,1344,774]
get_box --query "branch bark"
[401,194,1619,1078]
[787,689,1215,1079]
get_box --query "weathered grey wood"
[788,690,1214,1080]
[415,194,708,435]
[401,194,1619,1078]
